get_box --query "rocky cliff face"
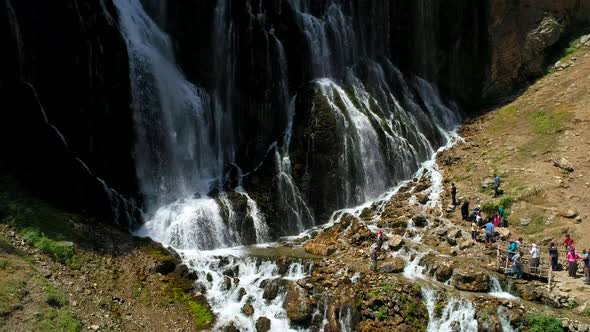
[0,0,588,228]
[0,0,140,226]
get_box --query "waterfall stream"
[113,0,466,330]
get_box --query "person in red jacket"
[564,234,575,250]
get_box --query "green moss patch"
[524,313,563,332]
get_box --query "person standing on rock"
[493,174,501,197]
[567,246,581,278]
[549,242,559,271]
[370,244,378,271]
[508,240,517,260]
[498,207,507,227]
[376,230,384,251]
[482,220,495,248]
[530,243,540,272]
[451,183,457,206]
[471,219,478,240]
[461,200,470,221]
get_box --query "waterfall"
[114,0,271,249]
[489,275,517,300]
[181,250,310,331]
[498,306,515,332]
[423,288,478,332]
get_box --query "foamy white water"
[489,275,517,300]
[423,288,478,332]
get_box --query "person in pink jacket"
[567,246,581,278]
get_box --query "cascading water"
[489,275,517,300]
[423,288,478,332]
[498,306,516,332]
[181,250,310,331]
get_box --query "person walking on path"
[549,242,559,271]
[530,243,540,272]
[508,240,518,260]
[567,246,581,278]
[564,234,575,261]
[512,251,523,279]
[482,220,495,248]
[494,174,501,197]
[451,183,457,206]
[370,244,378,271]
[461,200,470,221]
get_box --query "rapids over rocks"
[108,0,527,331]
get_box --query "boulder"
[283,283,313,324]
[415,193,429,205]
[412,215,428,228]
[261,278,287,301]
[151,260,176,275]
[553,157,574,173]
[448,229,462,239]
[451,268,490,292]
[238,287,247,301]
[561,210,577,219]
[242,303,254,316]
[379,258,405,273]
[387,235,405,251]
[446,236,457,246]
[435,227,448,237]
[434,262,454,282]
[256,317,271,332]
[303,242,336,256]
[458,239,474,250]
[495,227,511,241]
[520,218,531,226]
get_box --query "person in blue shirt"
[481,221,495,248]
[494,174,501,197]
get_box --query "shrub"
[525,313,562,332]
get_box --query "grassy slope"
[0,174,213,331]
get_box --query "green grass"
[529,110,570,136]
[35,307,82,332]
[520,214,546,235]
[0,279,28,317]
[22,229,74,264]
[525,313,563,332]
[376,305,388,321]
[171,288,214,328]
[0,258,8,269]
[481,196,514,215]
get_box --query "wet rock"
[238,287,247,301]
[412,215,428,228]
[415,193,429,205]
[359,208,374,220]
[224,323,239,332]
[283,283,312,324]
[256,317,271,332]
[451,268,489,292]
[261,278,287,301]
[434,262,454,282]
[151,260,176,275]
[206,273,213,282]
[242,303,254,316]
[379,258,405,273]
[553,157,574,173]
[387,235,405,251]
[222,276,232,291]
[517,284,539,301]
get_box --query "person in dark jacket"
[494,174,500,197]
[548,242,559,271]
[461,200,470,221]
[451,183,457,206]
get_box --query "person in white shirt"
[530,243,540,271]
